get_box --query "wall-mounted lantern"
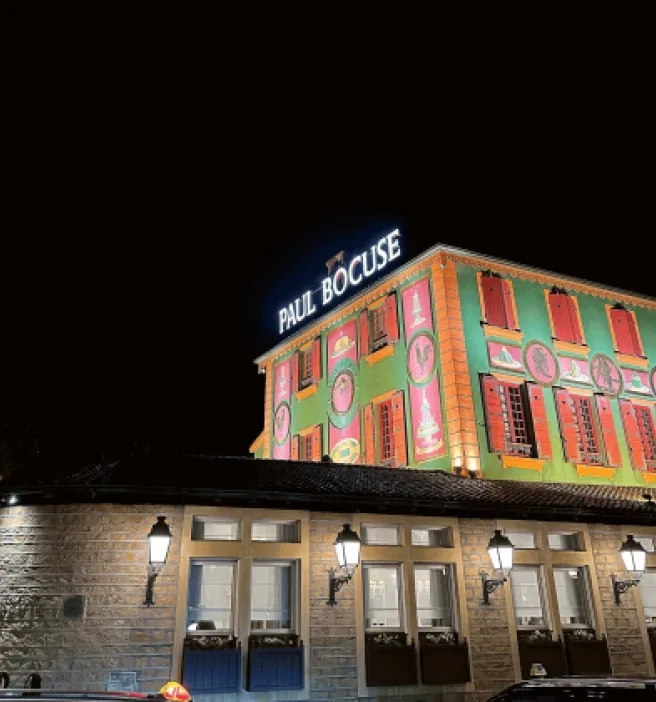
[144,516,172,607]
[481,529,515,605]
[612,534,646,605]
[327,523,361,606]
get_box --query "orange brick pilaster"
[431,253,481,476]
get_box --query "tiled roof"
[3,454,656,526]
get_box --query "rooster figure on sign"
[416,342,431,375]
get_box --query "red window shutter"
[482,275,506,328]
[364,403,375,464]
[610,307,633,355]
[481,375,506,453]
[549,292,574,343]
[391,390,407,467]
[594,394,621,467]
[311,338,321,382]
[527,382,552,459]
[626,312,643,357]
[385,294,399,343]
[566,297,583,344]
[291,352,299,393]
[554,387,581,463]
[359,310,370,358]
[502,280,516,330]
[619,399,646,470]
[291,434,299,461]
[311,424,322,461]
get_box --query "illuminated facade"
[252,245,656,487]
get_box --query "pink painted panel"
[326,318,358,376]
[409,375,445,462]
[272,358,291,459]
[328,417,361,464]
[401,277,434,339]
[558,356,592,385]
[488,341,523,372]
[622,368,653,395]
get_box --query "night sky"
[2,187,653,471]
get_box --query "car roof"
[514,678,656,689]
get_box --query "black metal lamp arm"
[327,568,353,606]
[481,572,507,605]
[144,564,163,607]
[612,573,640,605]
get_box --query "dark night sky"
[2,192,653,468]
[1,3,652,469]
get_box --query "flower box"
[517,631,567,679]
[365,632,418,687]
[247,634,304,692]
[182,635,241,694]
[419,633,471,685]
[564,631,612,676]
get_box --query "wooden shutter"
[482,275,506,328]
[554,387,581,463]
[391,390,407,467]
[481,375,506,453]
[359,310,370,359]
[385,294,399,343]
[291,352,299,393]
[311,424,322,461]
[527,382,552,459]
[619,399,646,470]
[595,394,621,467]
[311,338,321,383]
[291,434,299,461]
[626,312,643,356]
[364,403,375,464]
[566,297,583,345]
[549,291,574,343]
[502,280,516,330]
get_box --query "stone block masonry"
[0,504,183,692]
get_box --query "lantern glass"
[148,516,172,566]
[334,524,361,572]
[487,529,514,572]
[620,535,647,574]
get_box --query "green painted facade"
[257,248,656,488]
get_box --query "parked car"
[489,677,656,701]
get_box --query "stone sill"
[501,455,545,472]
[575,464,614,480]
[553,340,590,358]
[295,384,318,401]
[482,324,523,343]
[365,344,395,366]
[615,352,649,370]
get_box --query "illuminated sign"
[278,229,401,334]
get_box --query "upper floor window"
[511,566,549,630]
[547,287,585,345]
[251,520,299,543]
[608,303,644,357]
[192,517,239,541]
[291,424,323,462]
[480,375,552,459]
[250,561,296,633]
[363,391,408,467]
[364,563,403,630]
[411,527,452,547]
[505,531,536,549]
[553,567,593,629]
[479,271,518,330]
[619,400,656,473]
[359,293,399,357]
[291,338,322,393]
[548,532,582,551]
[363,525,401,546]
[414,564,455,630]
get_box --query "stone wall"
[0,504,183,692]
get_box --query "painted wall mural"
[558,356,592,386]
[327,319,361,463]
[401,277,446,463]
[488,342,523,372]
[524,341,559,386]
[622,368,653,396]
[272,358,292,459]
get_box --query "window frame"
[510,564,551,632]
[186,558,238,635]
[552,565,595,631]
[362,524,402,547]
[251,519,300,543]
[191,516,240,542]
[363,562,405,632]
[568,393,603,466]
[249,559,298,635]
[413,562,458,632]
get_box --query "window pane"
[412,527,451,547]
[547,533,579,550]
[365,565,401,629]
[511,567,546,628]
[192,517,239,541]
[252,521,299,543]
[554,568,590,627]
[187,561,234,631]
[639,571,656,624]
[363,526,400,546]
[414,566,454,629]
[505,531,536,549]
[250,563,292,631]
[634,536,655,553]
